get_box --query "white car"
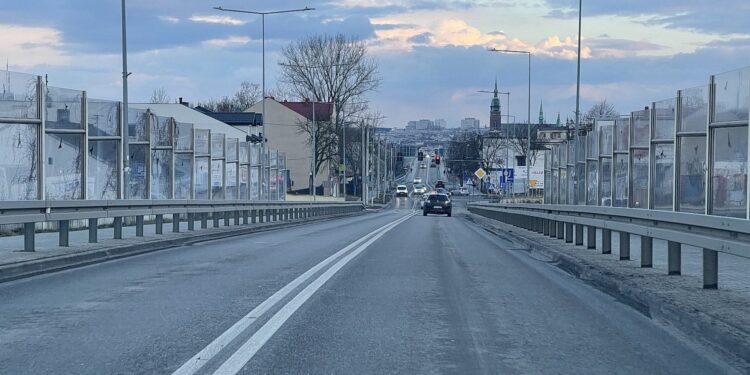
[413,184,427,194]
[396,185,409,197]
[413,177,422,184]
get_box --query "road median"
[466,211,750,373]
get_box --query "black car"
[423,194,452,216]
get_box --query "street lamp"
[120,0,131,199]
[489,48,532,196]
[214,5,315,200]
[574,0,583,205]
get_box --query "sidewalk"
[0,212,361,283]
[466,211,750,372]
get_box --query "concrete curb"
[465,211,750,373]
[0,212,363,284]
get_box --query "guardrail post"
[23,223,35,252]
[136,216,144,237]
[173,213,180,233]
[703,249,718,289]
[619,232,630,260]
[59,220,70,246]
[224,211,231,226]
[543,219,550,236]
[267,209,272,222]
[113,217,123,239]
[213,212,220,227]
[243,210,249,225]
[234,211,240,225]
[641,236,653,268]
[187,213,195,231]
[548,220,556,237]
[556,222,564,240]
[587,226,596,249]
[155,214,164,234]
[602,229,612,254]
[564,222,573,243]
[201,213,208,229]
[251,210,257,223]
[575,224,584,246]
[668,241,681,275]
[88,218,98,243]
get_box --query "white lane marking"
[212,213,415,375]
[172,213,413,375]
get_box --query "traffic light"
[435,155,441,165]
[418,151,424,161]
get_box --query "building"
[416,119,433,130]
[461,117,481,131]
[406,121,417,130]
[246,98,332,195]
[490,79,502,131]
[434,119,447,130]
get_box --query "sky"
[1,0,749,128]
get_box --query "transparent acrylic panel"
[710,126,748,218]
[151,149,172,199]
[632,110,650,147]
[45,133,83,200]
[653,143,674,210]
[87,140,118,200]
[551,169,558,204]
[269,167,278,200]
[127,109,148,142]
[575,136,586,162]
[88,100,119,136]
[576,164,586,205]
[714,67,750,123]
[599,124,613,156]
[614,117,630,152]
[680,86,708,132]
[614,154,628,207]
[0,70,38,119]
[211,133,225,159]
[544,150,550,170]
[151,116,172,147]
[0,123,37,200]
[587,161,598,205]
[174,153,192,199]
[261,167,269,201]
[280,170,287,201]
[559,168,567,204]
[551,145,558,168]
[194,157,210,200]
[567,141,574,165]
[175,123,193,151]
[599,158,612,206]
[678,136,707,213]
[587,127,599,159]
[225,162,238,200]
[250,143,260,166]
[250,167,260,201]
[239,142,249,164]
[559,142,568,166]
[630,149,649,208]
[226,138,238,162]
[211,160,224,200]
[240,164,249,200]
[271,150,278,168]
[195,129,209,155]
[653,98,676,140]
[544,171,551,203]
[45,86,83,130]
[127,144,148,199]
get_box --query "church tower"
[538,102,545,125]
[490,79,502,131]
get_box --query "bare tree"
[150,87,170,104]
[196,81,261,112]
[507,123,543,167]
[583,99,618,122]
[278,33,380,176]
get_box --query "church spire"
[556,112,561,126]
[494,78,498,97]
[538,101,544,125]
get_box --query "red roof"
[280,101,333,122]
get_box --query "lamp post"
[574,0,583,204]
[489,48,532,196]
[214,5,314,200]
[120,0,130,199]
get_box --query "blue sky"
[2,0,749,128]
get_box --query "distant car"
[435,180,445,189]
[451,187,469,196]
[396,185,409,197]
[413,184,427,194]
[423,194,452,217]
[413,177,422,184]
[420,163,427,169]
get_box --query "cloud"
[202,36,251,47]
[0,24,70,68]
[189,15,247,26]
[158,16,180,24]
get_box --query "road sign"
[474,168,487,179]
[499,168,514,184]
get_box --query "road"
[0,162,728,374]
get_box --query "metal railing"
[468,202,750,289]
[1,200,363,252]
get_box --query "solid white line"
[171,213,413,375]
[212,212,415,375]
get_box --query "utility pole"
[574,0,583,204]
[121,0,130,199]
[311,100,316,200]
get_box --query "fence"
[0,69,288,204]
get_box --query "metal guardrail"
[0,200,363,252]
[467,203,750,289]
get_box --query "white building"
[461,118,481,131]
[434,119,447,129]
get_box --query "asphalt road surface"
[0,174,730,374]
